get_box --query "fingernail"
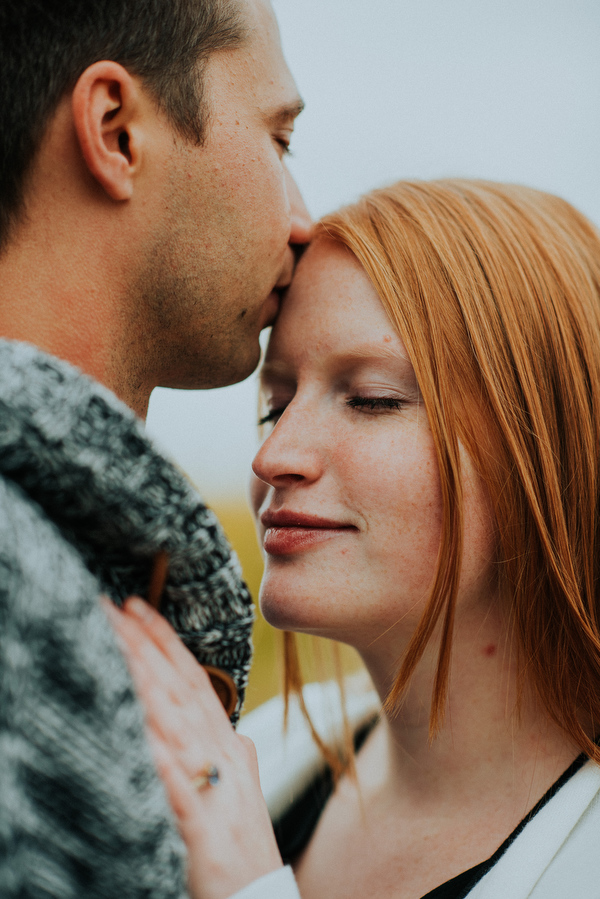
[124,596,153,621]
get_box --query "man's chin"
[259,289,283,330]
[157,344,262,391]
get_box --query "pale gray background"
[147,0,600,502]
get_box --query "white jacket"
[238,682,600,899]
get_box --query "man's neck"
[0,232,152,419]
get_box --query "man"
[0,0,310,896]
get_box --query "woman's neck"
[356,606,581,819]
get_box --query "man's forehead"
[241,0,277,28]
[205,0,303,123]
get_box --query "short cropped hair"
[290,180,600,763]
[0,0,246,248]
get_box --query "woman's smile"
[261,509,358,556]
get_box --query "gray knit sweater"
[0,339,254,898]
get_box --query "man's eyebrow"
[267,98,305,126]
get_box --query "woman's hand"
[102,596,283,899]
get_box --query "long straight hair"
[285,180,600,761]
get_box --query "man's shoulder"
[0,470,126,711]
[0,472,189,899]
[0,471,97,616]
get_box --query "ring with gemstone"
[190,764,220,791]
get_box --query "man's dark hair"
[0,0,247,248]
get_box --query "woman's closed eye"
[258,407,287,427]
[346,396,407,414]
[259,395,408,427]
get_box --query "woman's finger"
[123,596,212,690]
[102,595,203,692]
[105,597,224,715]
[101,596,234,772]
[101,596,283,899]
[121,598,235,731]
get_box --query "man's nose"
[286,168,313,246]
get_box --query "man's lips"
[260,510,357,555]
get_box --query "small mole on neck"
[482,643,497,658]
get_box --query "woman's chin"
[259,593,305,632]
[258,583,325,634]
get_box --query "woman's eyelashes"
[258,394,407,427]
[346,395,407,414]
[258,407,286,427]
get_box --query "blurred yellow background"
[212,498,361,713]
[213,499,281,712]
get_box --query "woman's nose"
[251,408,322,490]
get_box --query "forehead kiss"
[260,239,419,404]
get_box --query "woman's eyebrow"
[342,344,409,363]
[260,343,410,380]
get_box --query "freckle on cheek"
[482,643,497,658]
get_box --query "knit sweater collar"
[0,338,253,720]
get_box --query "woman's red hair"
[284,179,600,762]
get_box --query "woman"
[107,179,600,899]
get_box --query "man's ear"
[72,61,145,201]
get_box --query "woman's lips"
[261,510,357,556]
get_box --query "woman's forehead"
[261,245,417,389]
